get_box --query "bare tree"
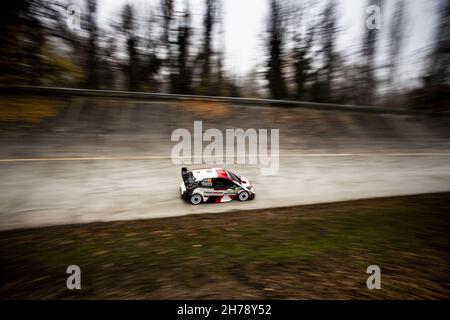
[419,0,450,111]
[0,0,44,85]
[388,0,406,88]
[289,1,316,100]
[170,4,193,94]
[427,0,450,87]
[361,0,383,105]
[266,0,286,99]
[121,4,139,91]
[85,0,99,88]
[198,0,219,93]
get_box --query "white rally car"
[180,167,256,205]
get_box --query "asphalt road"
[0,154,449,230]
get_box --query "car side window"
[214,178,233,188]
[201,178,213,187]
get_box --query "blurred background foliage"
[0,0,449,112]
[0,97,60,125]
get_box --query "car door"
[213,178,237,202]
[197,178,214,200]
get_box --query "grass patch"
[0,193,449,299]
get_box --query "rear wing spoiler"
[181,167,195,186]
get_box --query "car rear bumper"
[180,182,191,201]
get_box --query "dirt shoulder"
[1,193,449,299]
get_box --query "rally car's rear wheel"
[190,194,203,205]
[238,191,250,201]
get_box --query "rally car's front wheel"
[238,191,250,201]
[190,194,203,205]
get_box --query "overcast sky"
[93,0,439,86]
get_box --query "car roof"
[192,168,229,181]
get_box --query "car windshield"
[227,171,240,183]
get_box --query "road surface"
[0,154,449,230]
